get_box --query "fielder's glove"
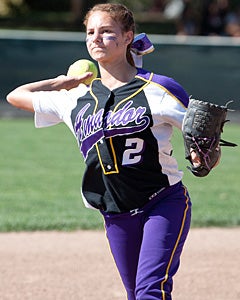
[182,99,237,177]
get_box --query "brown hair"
[84,3,135,66]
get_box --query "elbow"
[6,90,34,112]
[7,91,18,107]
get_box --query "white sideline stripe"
[1,29,240,47]
[0,29,86,41]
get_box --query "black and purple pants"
[102,181,191,300]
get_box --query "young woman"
[7,3,193,300]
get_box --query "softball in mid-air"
[67,59,98,85]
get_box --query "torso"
[70,69,189,213]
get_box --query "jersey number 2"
[122,138,144,166]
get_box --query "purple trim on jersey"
[81,122,150,159]
[104,123,149,138]
[81,129,103,158]
[74,100,150,159]
[137,68,189,108]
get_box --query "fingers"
[56,72,93,90]
[190,146,221,169]
[190,149,201,167]
[67,72,93,80]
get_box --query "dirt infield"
[0,228,239,300]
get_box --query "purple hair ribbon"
[131,33,154,67]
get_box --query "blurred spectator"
[224,4,240,36]
[163,0,185,19]
[176,0,200,35]
[71,0,107,27]
[149,0,165,12]
[71,0,83,25]
[200,0,230,36]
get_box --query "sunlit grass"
[0,119,239,231]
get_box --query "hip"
[101,181,191,219]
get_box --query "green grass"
[0,119,103,231]
[0,118,239,231]
[172,124,240,227]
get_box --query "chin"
[93,55,108,64]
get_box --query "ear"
[124,31,134,45]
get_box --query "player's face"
[85,11,133,64]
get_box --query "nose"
[87,32,102,44]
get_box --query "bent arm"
[7,73,93,112]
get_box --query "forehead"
[86,11,120,29]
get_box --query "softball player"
[7,3,192,300]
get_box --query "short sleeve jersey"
[33,68,189,213]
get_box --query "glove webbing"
[191,136,217,171]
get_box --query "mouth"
[91,46,105,52]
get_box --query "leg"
[103,213,143,300]
[136,185,191,300]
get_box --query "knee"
[135,282,172,300]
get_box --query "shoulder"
[136,68,189,108]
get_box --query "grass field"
[0,118,239,231]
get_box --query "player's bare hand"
[190,146,221,169]
[190,149,201,167]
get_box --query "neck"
[98,61,137,90]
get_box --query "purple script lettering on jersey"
[74,101,150,158]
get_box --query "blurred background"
[1,0,240,35]
[0,0,240,114]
